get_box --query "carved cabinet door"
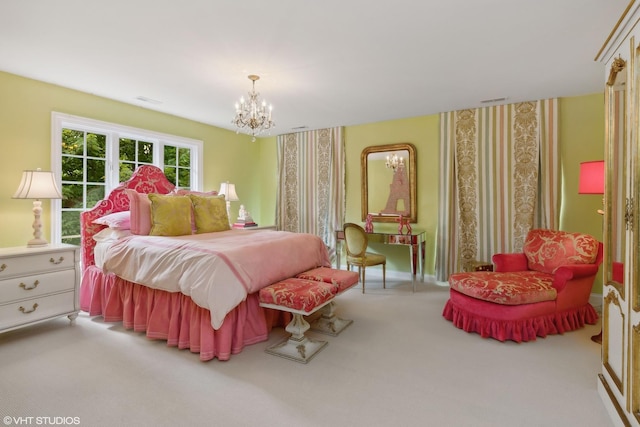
[597,5,640,425]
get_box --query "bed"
[79,165,331,361]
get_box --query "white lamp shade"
[13,169,62,247]
[13,169,63,200]
[218,182,239,201]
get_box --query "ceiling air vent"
[135,96,163,105]
[480,97,508,104]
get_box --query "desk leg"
[409,243,416,292]
[419,241,425,283]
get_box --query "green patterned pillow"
[148,194,193,236]
[189,194,230,233]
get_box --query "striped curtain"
[276,127,345,261]
[436,99,559,281]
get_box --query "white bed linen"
[93,228,132,269]
[94,241,113,269]
[102,229,330,329]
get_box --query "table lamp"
[13,168,63,247]
[218,181,239,224]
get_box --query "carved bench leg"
[67,311,78,325]
[310,301,353,336]
[265,313,328,364]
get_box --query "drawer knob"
[0,263,5,272]
[49,256,64,265]
[19,280,39,291]
[18,303,39,314]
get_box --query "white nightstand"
[234,225,277,231]
[0,244,80,333]
[246,225,277,230]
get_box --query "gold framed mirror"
[604,55,627,298]
[361,143,416,223]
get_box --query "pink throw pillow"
[125,189,152,235]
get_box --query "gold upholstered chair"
[343,222,386,293]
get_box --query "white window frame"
[50,112,204,244]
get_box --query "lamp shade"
[13,169,63,200]
[218,182,239,201]
[578,160,604,194]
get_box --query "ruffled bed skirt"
[442,289,599,343]
[80,266,289,361]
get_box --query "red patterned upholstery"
[523,229,599,274]
[259,278,338,314]
[80,165,175,267]
[449,271,556,305]
[295,267,359,293]
[443,229,603,342]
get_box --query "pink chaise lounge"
[442,229,602,342]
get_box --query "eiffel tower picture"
[381,163,410,216]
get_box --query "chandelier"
[385,153,404,171]
[232,75,274,141]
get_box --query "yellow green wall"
[0,71,272,245]
[344,116,440,275]
[257,136,277,225]
[0,71,606,293]
[559,93,606,292]
[339,95,606,293]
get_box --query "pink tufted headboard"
[80,165,175,268]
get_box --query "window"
[60,129,108,245]
[51,112,203,245]
[118,137,154,181]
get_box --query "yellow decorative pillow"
[148,194,193,236]
[189,194,230,233]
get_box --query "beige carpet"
[0,276,611,427]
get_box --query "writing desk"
[335,229,425,292]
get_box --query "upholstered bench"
[259,277,339,363]
[295,267,359,336]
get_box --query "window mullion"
[52,112,203,246]
[107,132,119,191]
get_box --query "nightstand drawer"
[0,291,76,330]
[0,269,76,303]
[0,249,76,278]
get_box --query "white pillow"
[93,228,132,242]
[92,211,131,230]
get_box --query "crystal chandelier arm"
[231,75,275,140]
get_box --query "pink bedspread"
[102,229,330,329]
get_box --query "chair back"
[523,229,600,274]
[343,223,368,258]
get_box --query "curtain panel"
[276,127,345,261]
[436,99,559,281]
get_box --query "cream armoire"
[596,2,640,425]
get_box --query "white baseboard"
[342,267,604,303]
[346,267,439,285]
[590,293,603,312]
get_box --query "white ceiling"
[0,0,630,136]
